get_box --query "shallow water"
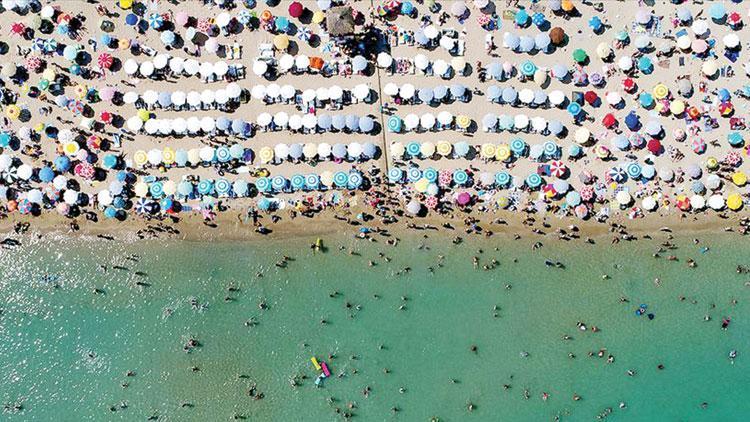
[0,231,747,421]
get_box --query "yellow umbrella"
[118,38,130,50]
[134,181,148,197]
[63,141,79,156]
[496,196,510,208]
[732,171,747,186]
[671,100,685,115]
[420,142,436,156]
[727,193,743,210]
[34,122,45,132]
[133,150,148,167]
[137,109,150,121]
[456,115,471,129]
[119,0,133,9]
[73,84,88,99]
[5,105,20,120]
[480,143,496,159]
[436,141,452,156]
[42,68,56,81]
[312,11,326,24]
[414,178,429,193]
[705,157,719,170]
[495,144,511,161]
[390,142,405,157]
[652,84,669,99]
[273,34,289,50]
[162,147,176,164]
[187,148,201,164]
[259,147,274,163]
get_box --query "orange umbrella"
[310,56,324,70]
[561,0,575,12]
[261,10,273,21]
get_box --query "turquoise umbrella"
[423,168,438,182]
[626,162,642,179]
[215,178,231,196]
[406,142,421,157]
[543,141,558,157]
[255,177,271,192]
[495,171,511,187]
[216,146,231,162]
[510,138,527,155]
[149,181,164,198]
[177,181,193,197]
[407,167,422,182]
[526,173,543,189]
[387,115,402,132]
[520,60,537,76]
[566,191,581,206]
[348,171,363,189]
[305,174,320,189]
[197,179,214,195]
[333,171,348,188]
[271,175,287,191]
[453,169,469,185]
[388,168,403,183]
[102,154,118,169]
[567,102,582,116]
[728,132,744,146]
[290,174,306,190]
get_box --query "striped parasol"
[453,169,469,186]
[255,177,271,192]
[333,171,348,188]
[272,175,288,191]
[388,168,403,183]
[305,174,320,189]
[407,167,422,182]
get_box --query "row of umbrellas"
[127,116,251,137]
[250,83,371,102]
[382,83,468,102]
[258,142,379,163]
[255,113,377,133]
[123,56,240,79]
[485,86,568,106]
[387,113,470,132]
[255,171,365,192]
[124,84,243,109]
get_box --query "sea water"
[0,231,747,421]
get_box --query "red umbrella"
[549,160,567,177]
[97,53,113,69]
[74,162,95,179]
[719,101,734,116]
[288,1,304,18]
[647,139,662,154]
[10,22,25,35]
[622,77,636,92]
[99,111,113,123]
[584,90,599,105]
[728,12,742,26]
[602,113,617,128]
[687,106,701,120]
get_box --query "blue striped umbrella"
[407,167,422,182]
[406,142,421,157]
[388,168,403,183]
[135,197,148,214]
[495,171,511,187]
[510,138,527,156]
[149,181,164,198]
[305,174,320,189]
[271,175,287,191]
[423,167,438,183]
[215,178,231,196]
[333,171,349,188]
[625,162,642,179]
[543,141,558,157]
[290,174,306,190]
[526,173,543,189]
[197,179,215,195]
[453,169,469,185]
[216,146,231,163]
[255,177,271,192]
[347,172,363,189]
[148,13,164,29]
[608,166,627,183]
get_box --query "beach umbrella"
[495,171,511,187]
[543,141,558,157]
[454,141,470,157]
[520,60,537,76]
[348,172,363,189]
[510,138,527,156]
[196,179,214,196]
[332,143,347,159]
[550,27,566,45]
[727,194,743,211]
[702,60,718,77]
[332,171,348,188]
[388,168,404,183]
[214,178,231,197]
[526,173,543,189]
[566,102,582,117]
[727,132,744,147]
[501,87,517,104]
[255,177,271,193]
[318,143,332,158]
[305,174,320,190]
[572,49,588,64]
[453,169,469,186]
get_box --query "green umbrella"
[572,48,588,63]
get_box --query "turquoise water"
[0,232,748,421]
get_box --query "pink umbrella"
[97,53,113,69]
[574,204,588,218]
[99,86,116,102]
[549,160,567,177]
[175,11,189,26]
[456,192,471,205]
[74,162,95,179]
[438,169,452,187]
[579,185,595,202]
[25,56,42,72]
[692,39,708,54]
[197,18,212,33]
[56,202,70,215]
[725,151,742,166]
[425,196,438,209]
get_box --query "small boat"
[321,361,331,377]
[312,238,323,251]
[310,357,321,371]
